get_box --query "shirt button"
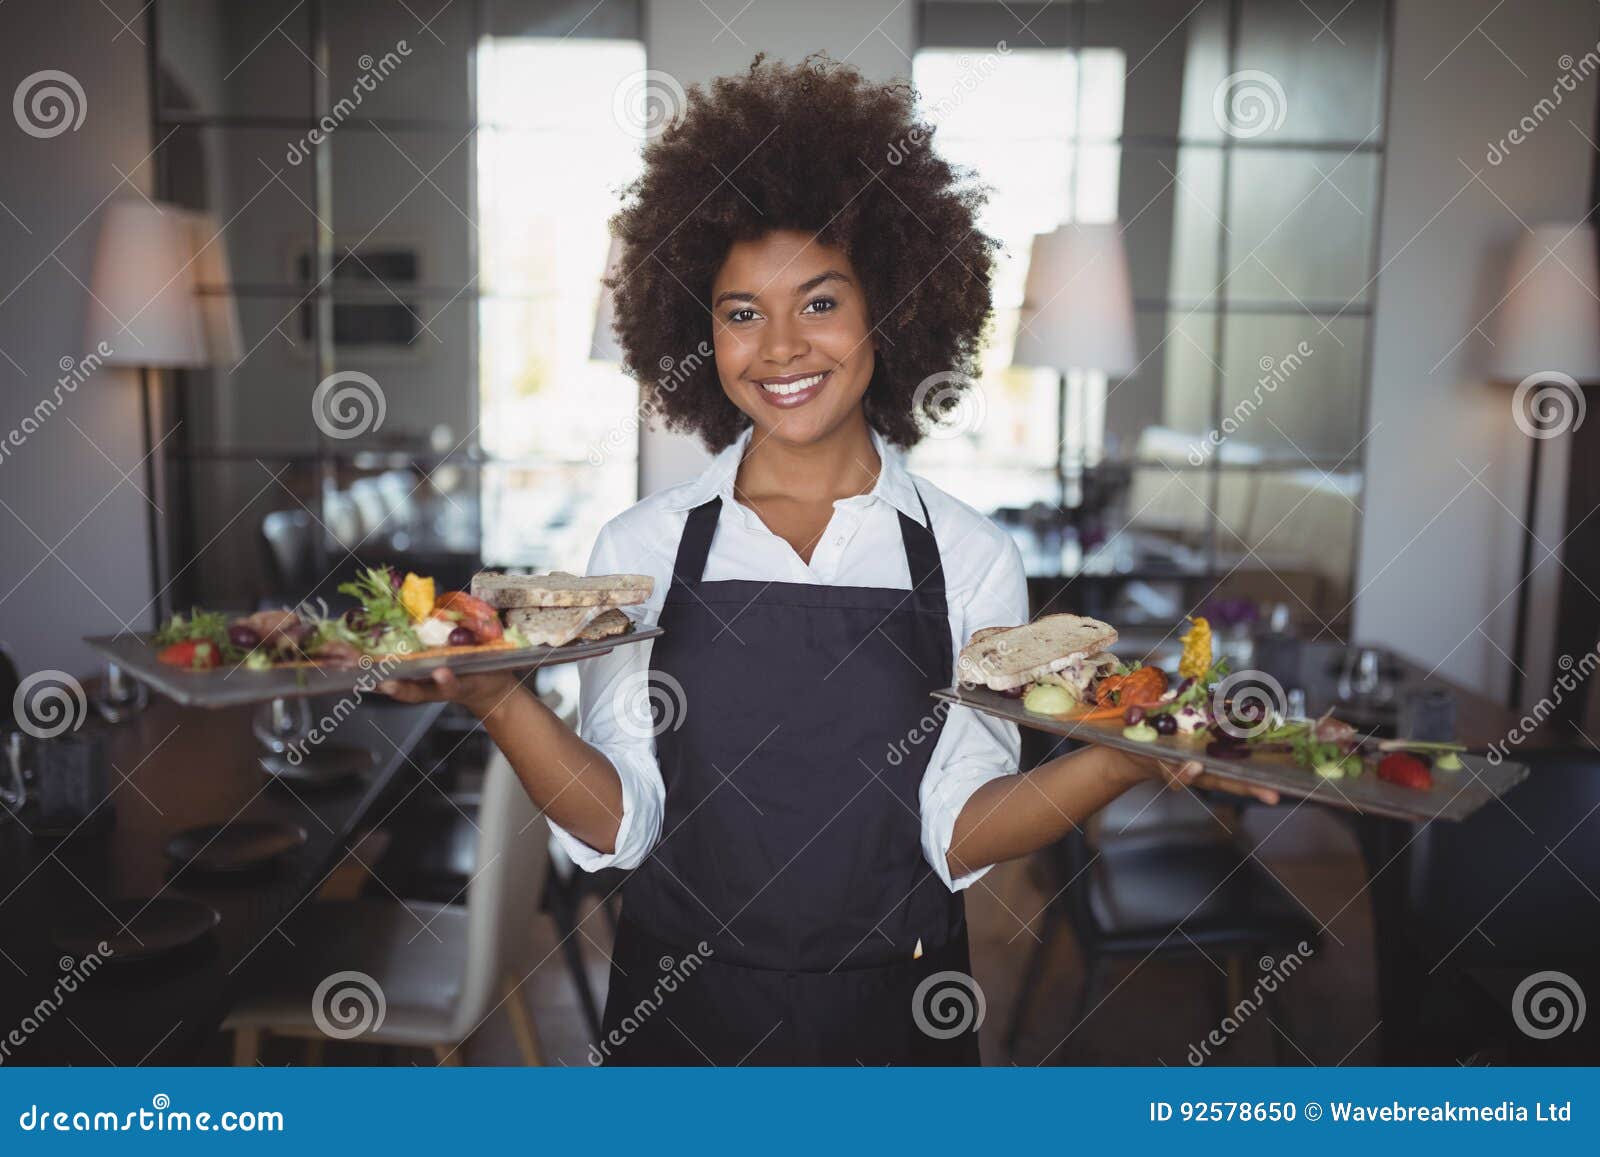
[833,535,845,546]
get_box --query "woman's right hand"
[376,667,525,719]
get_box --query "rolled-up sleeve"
[544,521,668,872]
[919,533,1029,891]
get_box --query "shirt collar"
[664,424,927,526]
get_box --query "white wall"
[638,0,916,493]
[0,0,153,678]
[1355,0,1599,705]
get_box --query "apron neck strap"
[673,487,945,598]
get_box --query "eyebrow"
[712,269,851,308]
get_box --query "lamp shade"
[84,200,207,368]
[589,235,624,363]
[1012,223,1138,375]
[1491,223,1600,383]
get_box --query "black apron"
[597,489,980,1066]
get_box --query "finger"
[377,679,437,704]
[430,667,460,696]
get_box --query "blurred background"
[0,0,1597,1068]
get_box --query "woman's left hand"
[1143,755,1282,806]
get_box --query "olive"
[343,608,369,632]
[1124,705,1145,725]
[447,626,476,647]
[1153,713,1178,736]
[227,623,262,650]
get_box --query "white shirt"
[550,425,1029,891]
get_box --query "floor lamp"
[84,201,238,628]
[1491,223,1600,706]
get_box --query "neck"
[735,411,880,504]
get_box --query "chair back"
[449,749,542,1037]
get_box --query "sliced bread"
[957,613,1119,692]
[472,570,653,609]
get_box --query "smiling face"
[710,230,876,448]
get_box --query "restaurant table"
[0,696,444,1064]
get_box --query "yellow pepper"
[399,573,435,622]
[1178,615,1212,679]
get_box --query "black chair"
[1006,731,1321,1061]
[1396,746,1600,1063]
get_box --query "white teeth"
[760,371,826,396]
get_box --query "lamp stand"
[139,366,165,630]
[1508,433,1541,708]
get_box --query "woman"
[381,55,1276,1065]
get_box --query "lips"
[753,369,831,408]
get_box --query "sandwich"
[957,613,1122,712]
[471,572,653,647]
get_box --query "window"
[913,0,1387,633]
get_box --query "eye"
[726,306,759,324]
[801,296,837,315]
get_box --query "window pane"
[1220,313,1367,461]
[325,0,474,123]
[156,0,312,119]
[161,126,317,288]
[1117,145,1224,303]
[1225,148,1379,306]
[1237,0,1386,143]
[1106,309,1219,462]
[330,129,474,289]
[1084,0,1231,141]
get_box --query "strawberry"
[1377,752,1432,791]
[158,640,221,670]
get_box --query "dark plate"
[932,686,1530,824]
[165,820,309,872]
[83,625,663,710]
[52,896,221,963]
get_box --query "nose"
[759,312,810,367]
